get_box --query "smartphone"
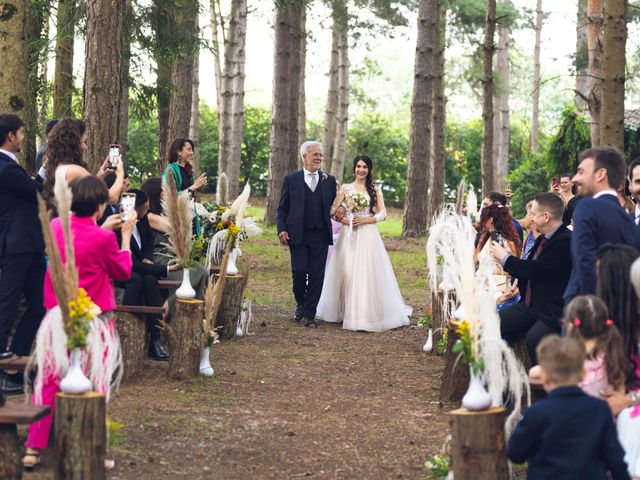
[108,144,121,169]
[552,177,559,189]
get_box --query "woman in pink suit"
[23,176,136,470]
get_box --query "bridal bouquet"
[346,191,369,213]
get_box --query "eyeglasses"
[307,153,323,159]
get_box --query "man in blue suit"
[0,114,45,394]
[564,147,640,304]
[277,141,338,328]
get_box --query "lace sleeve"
[330,184,348,217]
[373,185,386,223]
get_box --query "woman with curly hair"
[43,118,124,223]
[475,203,523,310]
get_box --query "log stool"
[214,273,249,339]
[449,407,510,480]
[167,299,205,380]
[55,392,106,480]
[439,320,469,403]
[0,403,50,479]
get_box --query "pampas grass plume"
[162,173,193,267]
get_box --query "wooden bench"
[0,402,50,479]
[0,356,29,373]
[158,279,181,290]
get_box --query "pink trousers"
[26,319,115,449]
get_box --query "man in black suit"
[119,189,173,360]
[491,192,571,364]
[628,158,640,226]
[564,147,640,303]
[0,114,45,394]
[277,141,338,327]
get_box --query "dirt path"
[20,232,458,479]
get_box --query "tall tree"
[53,0,77,118]
[531,0,543,151]
[600,0,627,151]
[153,1,172,167]
[83,0,126,173]
[297,6,307,169]
[0,0,29,166]
[576,0,589,108]
[189,17,200,176]
[586,0,604,146]
[330,0,349,183]
[214,0,248,199]
[264,2,303,224]
[321,6,340,173]
[166,1,199,162]
[118,0,133,160]
[481,0,497,195]
[402,0,437,238]
[494,24,509,191]
[428,0,447,220]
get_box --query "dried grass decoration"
[30,175,122,401]
[162,173,194,269]
[426,205,529,434]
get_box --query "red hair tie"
[573,318,581,327]
[605,319,614,327]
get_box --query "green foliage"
[126,117,159,187]
[198,103,219,188]
[546,107,591,175]
[507,153,549,218]
[241,106,272,196]
[425,454,450,478]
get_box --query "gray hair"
[300,141,322,160]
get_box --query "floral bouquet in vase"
[344,191,369,237]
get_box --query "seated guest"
[141,177,207,311]
[508,335,630,480]
[118,189,176,360]
[475,204,522,311]
[518,201,539,258]
[491,192,571,364]
[24,175,135,470]
[628,158,640,226]
[481,191,524,244]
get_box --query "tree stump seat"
[0,403,50,480]
[166,299,205,380]
[0,356,29,372]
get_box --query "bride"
[316,155,412,332]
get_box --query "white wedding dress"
[315,184,412,332]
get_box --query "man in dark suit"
[628,158,640,226]
[118,189,173,360]
[508,335,630,480]
[491,192,571,364]
[0,114,45,394]
[564,147,640,304]
[277,141,338,327]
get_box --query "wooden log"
[439,321,470,403]
[55,392,106,480]
[0,424,20,480]
[449,407,510,480]
[167,299,204,380]
[114,311,147,381]
[214,273,249,339]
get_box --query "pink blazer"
[44,215,132,312]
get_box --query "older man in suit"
[0,114,45,394]
[277,141,339,328]
[564,147,640,304]
[491,192,572,364]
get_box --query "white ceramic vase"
[60,348,92,394]
[461,366,492,411]
[226,248,239,275]
[235,324,244,337]
[199,347,214,376]
[422,328,433,352]
[176,268,196,300]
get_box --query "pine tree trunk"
[190,40,201,176]
[322,12,340,174]
[600,0,626,152]
[481,0,497,196]
[210,0,223,114]
[297,7,307,170]
[587,0,604,147]
[0,0,29,164]
[166,3,198,150]
[428,3,446,221]
[264,3,302,224]
[531,0,543,151]
[83,0,126,174]
[118,0,133,161]
[496,26,509,192]
[53,0,76,118]
[576,0,590,108]
[157,60,171,170]
[38,15,50,134]
[331,1,349,184]
[402,0,437,238]
[217,0,247,200]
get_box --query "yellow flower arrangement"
[452,318,483,374]
[66,288,101,349]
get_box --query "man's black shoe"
[148,339,169,361]
[0,351,14,360]
[303,317,318,328]
[0,372,24,395]
[293,305,304,322]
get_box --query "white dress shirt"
[303,168,319,191]
[635,205,640,226]
[593,189,618,199]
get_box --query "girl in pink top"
[24,176,136,470]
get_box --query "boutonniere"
[322,172,328,182]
